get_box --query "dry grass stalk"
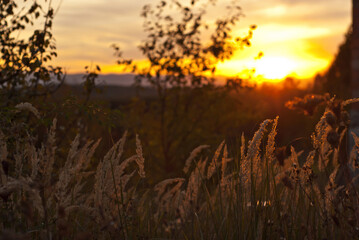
[350,132,359,168]
[207,140,225,179]
[241,119,271,184]
[135,134,145,178]
[289,146,300,167]
[155,179,185,216]
[246,119,271,161]
[325,166,344,211]
[184,158,207,212]
[0,178,44,217]
[114,130,128,166]
[351,132,359,148]
[312,111,331,153]
[94,132,127,208]
[44,118,57,187]
[162,180,184,204]
[94,160,104,207]
[154,178,185,201]
[14,151,23,177]
[114,155,137,178]
[266,116,279,162]
[0,130,7,185]
[56,136,101,209]
[108,170,136,199]
[240,132,246,166]
[67,134,80,161]
[342,98,359,106]
[15,102,40,119]
[0,179,24,200]
[28,143,39,180]
[91,131,146,227]
[304,150,315,169]
[183,145,209,174]
[221,144,232,187]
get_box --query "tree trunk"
[350,0,359,150]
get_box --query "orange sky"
[46,0,351,84]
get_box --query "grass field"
[1,95,359,239]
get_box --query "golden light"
[47,0,350,88]
[215,56,296,83]
[214,23,333,84]
[62,24,333,86]
[215,53,330,84]
[253,56,297,80]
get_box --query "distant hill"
[56,73,156,105]
[64,73,138,87]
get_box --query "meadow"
[1,94,359,239]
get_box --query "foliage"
[0,0,122,165]
[285,93,329,116]
[82,64,102,103]
[134,0,254,87]
[0,0,64,105]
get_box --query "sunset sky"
[48,0,351,83]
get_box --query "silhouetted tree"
[135,0,254,88]
[0,0,64,105]
[314,27,351,98]
[116,0,255,174]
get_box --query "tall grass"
[1,97,359,239]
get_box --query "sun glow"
[253,56,298,80]
[62,24,333,86]
[55,19,338,86]
[92,53,330,86]
[215,54,330,84]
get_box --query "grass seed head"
[183,145,209,174]
[15,102,40,119]
[135,134,145,178]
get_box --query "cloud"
[49,0,351,75]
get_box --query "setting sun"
[215,52,330,84]
[214,24,334,84]
[216,56,300,80]
[254,56,297,80]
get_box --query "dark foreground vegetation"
[2,94,359,240]
[1,0,358,239]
